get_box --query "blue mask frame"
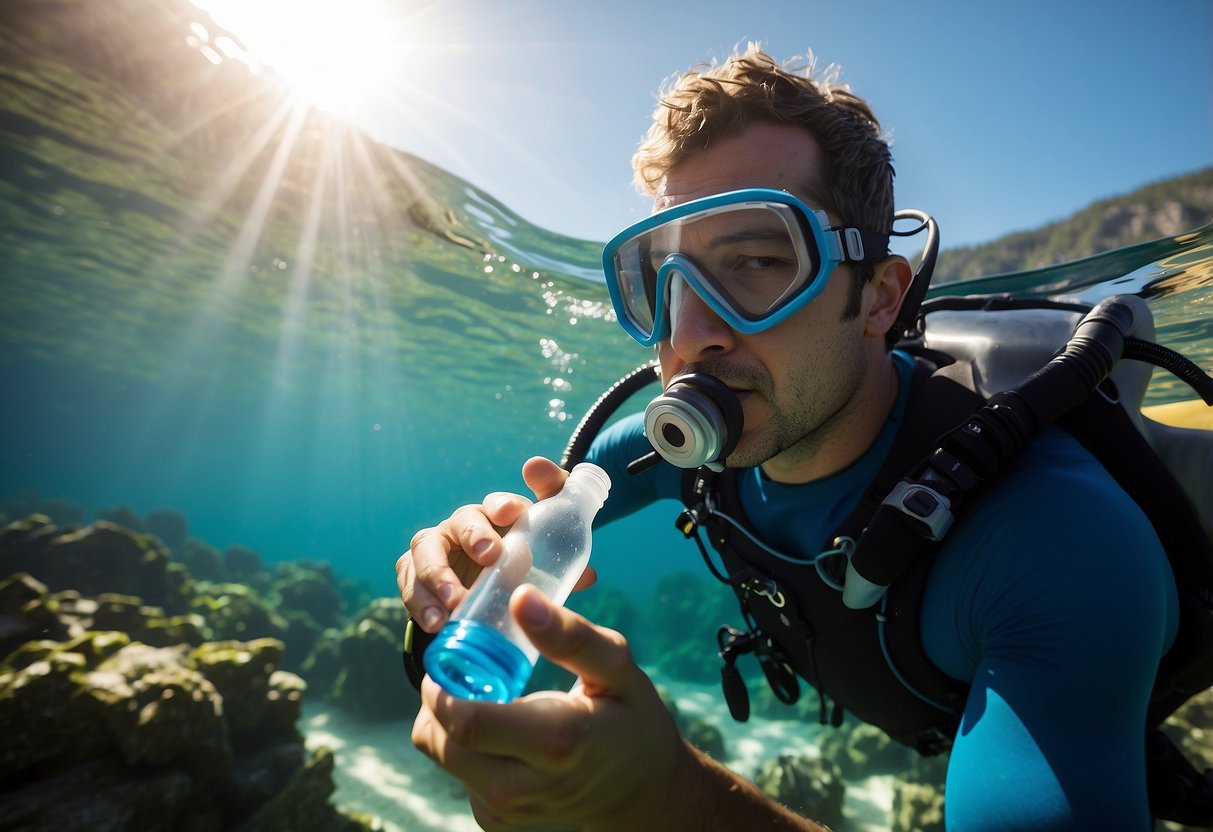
[602,188,886,347]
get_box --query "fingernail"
[471,539,492,558]
[516,587,551,628]
[421,607,444,630]
[437,582,457,606]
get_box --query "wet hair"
[632,43,894,315]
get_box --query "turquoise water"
[1,3,1211,607]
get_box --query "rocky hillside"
[934,167,1213,283]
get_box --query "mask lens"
[611,239,659,339]
[672,203,817,320]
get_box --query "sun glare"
[191,0,417,124]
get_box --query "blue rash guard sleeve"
[921,430,1179,831]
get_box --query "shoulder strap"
[830,354,983,722]
[832,355,984,543]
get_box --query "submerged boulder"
[0,516,192,614]
[0,603,370,830]
[0,571,69,659]
[753,753,846,830]
[820,721,915,780]
[327,598,419,721]
[891,780,946,832]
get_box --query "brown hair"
[633,44,895,310]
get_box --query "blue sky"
[201,0,1212,249]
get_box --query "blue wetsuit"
[586,350,1179,831]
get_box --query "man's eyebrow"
[704,228,791,248]
[648,226,790,261]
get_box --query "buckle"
[882,481,954,541]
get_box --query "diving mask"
[602,188,889,347]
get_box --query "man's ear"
[863,255,914,338]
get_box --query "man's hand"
[397,457,596,633]
[412,584,687,830]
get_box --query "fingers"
[572,566,598,593]
[509,585,635,699]
[396,530,461,631]
[396,457,564,635]
[414,691,575,830]
[419,677,586,769]
[399,497,530,632]
[521,456,569,501]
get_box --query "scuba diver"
[398,45,1213,830]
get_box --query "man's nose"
[667,275,736,360]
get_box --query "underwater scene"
[2,1,1212,830]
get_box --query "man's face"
[653,122,873,475]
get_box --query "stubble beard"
[721,346,869,471]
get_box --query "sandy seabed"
[303,670,895,832]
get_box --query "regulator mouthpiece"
[642,372,743,471]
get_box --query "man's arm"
[922,431,1179,829]
[412,584,831,831]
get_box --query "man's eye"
[740,256,785,269]
[733,255,796,275]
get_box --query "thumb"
[510,584,635,697]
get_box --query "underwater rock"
[180,537,226,582]
[299,626,343,695]
[95,505,148,534]
[0,756,219,832]
[904,746,950,789]
[145,507,189,554]
[568,583,648,663]
[0,571,68,659]
[649,570,737,684]
[657,686,730,763]
[224,544,269,589]
[891,781,946,832]
[190,638,303,749]
[0,515,193,614]
[1163,685,1213,770]
[273,560,346,630]
[0,633,126,780]
[0,611,369,831]
[753,753,846,830]
[328,598,419,721]
[683,717,728,762]
[85,591,208,648]
[280,607,325,672]
[819,721,915,780]
[0,492,86,528]
[1,572,205,660]
[235,744,378,832]
[190,581,290,645]
[82,641,232,771]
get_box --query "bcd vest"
[676,350,1213,765]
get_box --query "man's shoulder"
[984,426,1137,510]
[946,425,1162,566]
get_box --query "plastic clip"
[882,481,954,541]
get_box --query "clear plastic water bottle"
[423,462,611,702]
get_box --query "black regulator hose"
[934,296,1143,483]
[1124,338,1213,405]
[560,362,661,470]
